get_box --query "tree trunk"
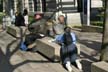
[100,0,108,61]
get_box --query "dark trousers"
[24,33,43,46]
[60,44,78,65]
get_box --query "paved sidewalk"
[0,28,102,72]
[0,31,65,72]
[72,28,102,72]
[0,31,79,72]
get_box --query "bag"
[20,42,28,51]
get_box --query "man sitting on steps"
[55,27,82,72]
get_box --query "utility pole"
[87,0,90,26]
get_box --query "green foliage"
[91,7,105,27]
[0,12,5,24]
[97,8,105,19]
[91,21,103,26]
[29,16,34,23]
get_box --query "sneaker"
[66,61,72,72]
[75,59,82,70]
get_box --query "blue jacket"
[55,32,76,44]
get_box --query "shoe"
[66,61,72,72]
[26,48,37,52]
[75,59,82,70]
[26,48,33,51]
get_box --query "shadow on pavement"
[79,39,101,51]
[0,39,51,72]
[80,51,99,62]
[81,60,92,72]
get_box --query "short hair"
[64,26,71,32]
[63,27,72,46]
[58,15,65,20]
[23,9,28,16]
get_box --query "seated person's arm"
[71,32,77,44]
[55,34,63,45]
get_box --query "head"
[34,13,43,20]
[63,27,72,46]
[23,8,28,16]
[15,12,18,16]
[64,27,71,34]
[58,15,65,24]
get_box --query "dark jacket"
[28,19,46,34]
[15,13,25,26]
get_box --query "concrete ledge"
[91,61,108,72]
[7,26,20,38]
[81,25,103,33]
[36,37,61,62]
[7,25,29,38]
[36,37,81,62]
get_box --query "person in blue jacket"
[55,27,82,72]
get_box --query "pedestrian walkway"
[0,28,102,72]
[0,31,80,72]
[72,28,102,72]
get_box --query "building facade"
[5,0,78,13]
[3,0,103,26]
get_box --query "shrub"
[0,12,5,24]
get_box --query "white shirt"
[24,15,29,25]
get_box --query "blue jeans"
[60,43,78,64]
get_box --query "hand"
[48,39,55,43]
[39,34,45,37]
